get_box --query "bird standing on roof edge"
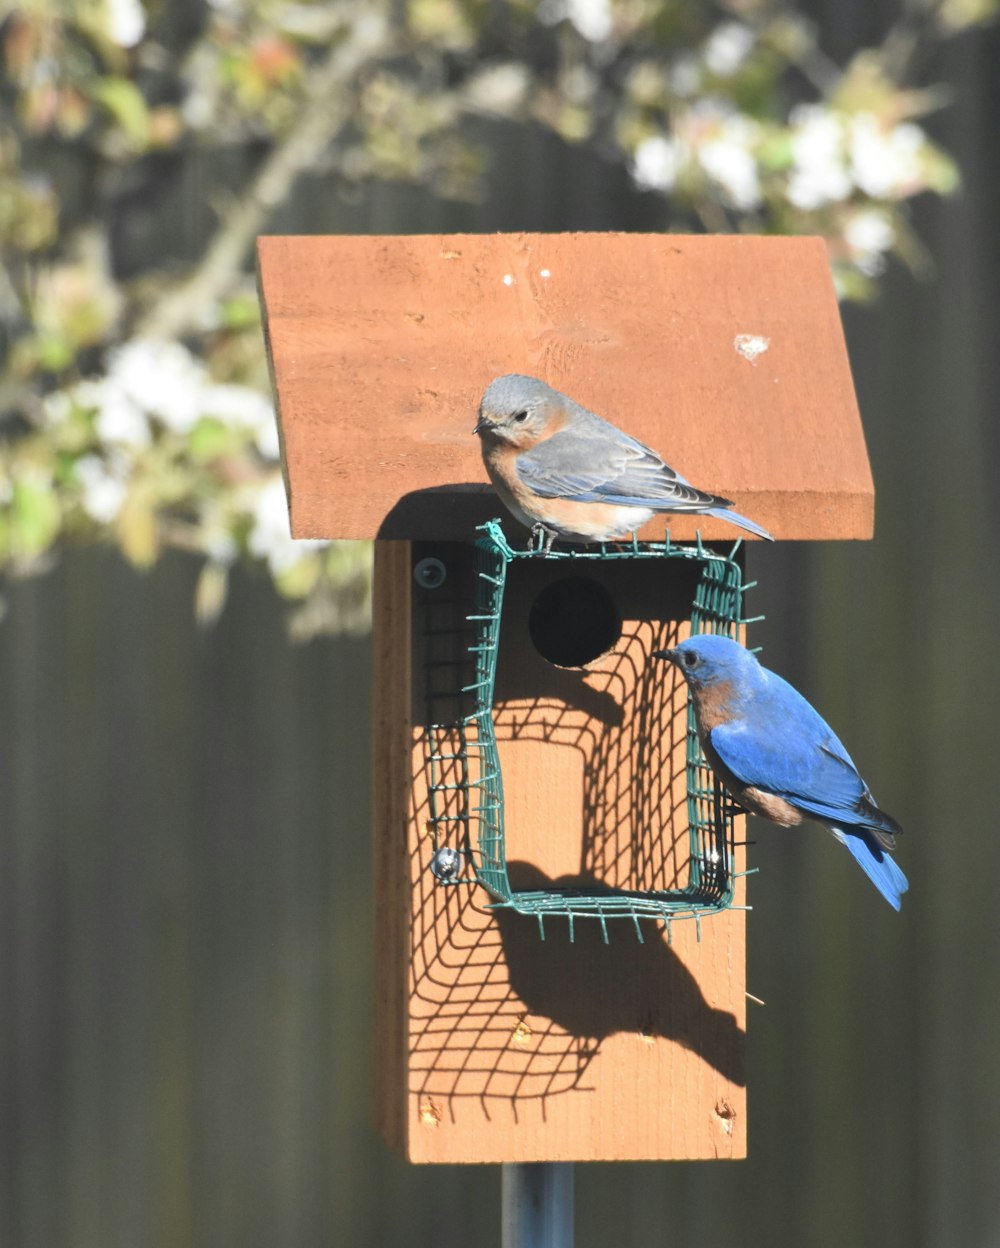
[655,634,908,910]
[472,374,773,551]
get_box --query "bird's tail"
[705,506,774,542]
[856,793,903,851]
[831,827,909,911]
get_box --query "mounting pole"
[501,1162,574,1248]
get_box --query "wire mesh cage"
[423,520,760,940]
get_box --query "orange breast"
[738,786,803,827]
[691,679,736,732]
[480,441,650,539]
[693,696,806,828]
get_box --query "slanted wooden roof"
[257,232,873,542]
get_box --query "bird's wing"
[515,424,727,509]
[709,717,869,827]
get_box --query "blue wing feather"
[707,671,906,906]
[515,425,724,509]
[707,673,872,826]
[704,703,863,818]
[514,415,773,538]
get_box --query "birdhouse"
[257,231,873,1166]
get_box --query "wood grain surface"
[373,541,747,1164]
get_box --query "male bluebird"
[655,634,908,909]
[473,374,773,550]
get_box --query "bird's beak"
[652,648,678,665]
[472,414,493,435]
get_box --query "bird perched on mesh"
[655,634,908,910]
[473,374,772,551]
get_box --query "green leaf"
[757,132,795,172]
[922,143,960,195]
[188,417,239,462]
[92,77,151,151]
[11,477,61,558]
[34,332,75,372]
[939,0,1000,30]
[219,295,262,332]
[274,553,321,599]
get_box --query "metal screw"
[430,846,462,882]
[414,557,447,589]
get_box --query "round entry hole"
[528,577,621,668]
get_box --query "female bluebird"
[656,634,908,909]
[473,374,773,550]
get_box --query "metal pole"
[501,1162,574,1248]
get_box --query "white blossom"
[108,339,205,433]
[49,340,279,459]
[566,0,613,42]
[540,0,613,42]
[844,208,895,276]
[248,476,327,575]
[45,378,150,448]
[74,454,128,523]
[93,384,152,448]
[254,421,281,462]
[466,64,530,114]
[201,383,280,459]
[786,106,852,210]
[698,118,762,210]
[632,135,682,192]
[703,23,755,77]
[105,0,146,47]
[850,115,925,199]
[202,383,274,428]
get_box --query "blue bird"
[473,375,773,550]
[656,634,908,909]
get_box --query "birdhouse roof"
[257,232,873,542]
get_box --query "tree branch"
[133,9,393,341]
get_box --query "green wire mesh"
[424,520,762,940]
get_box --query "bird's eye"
[683,650,699,668]
[512,409,529,423]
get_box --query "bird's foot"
[530,524,556,555]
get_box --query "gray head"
[653,633,761,691]
[473,374,563,446]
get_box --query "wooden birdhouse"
[257,231,873,1166]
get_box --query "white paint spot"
[502,274,514,286]
[539,268,551,279]
[734,333,770,363]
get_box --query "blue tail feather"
[834,828,909,910]
[706,506,774,541]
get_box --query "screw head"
[429,846,462,882]
[414,557,447,590]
